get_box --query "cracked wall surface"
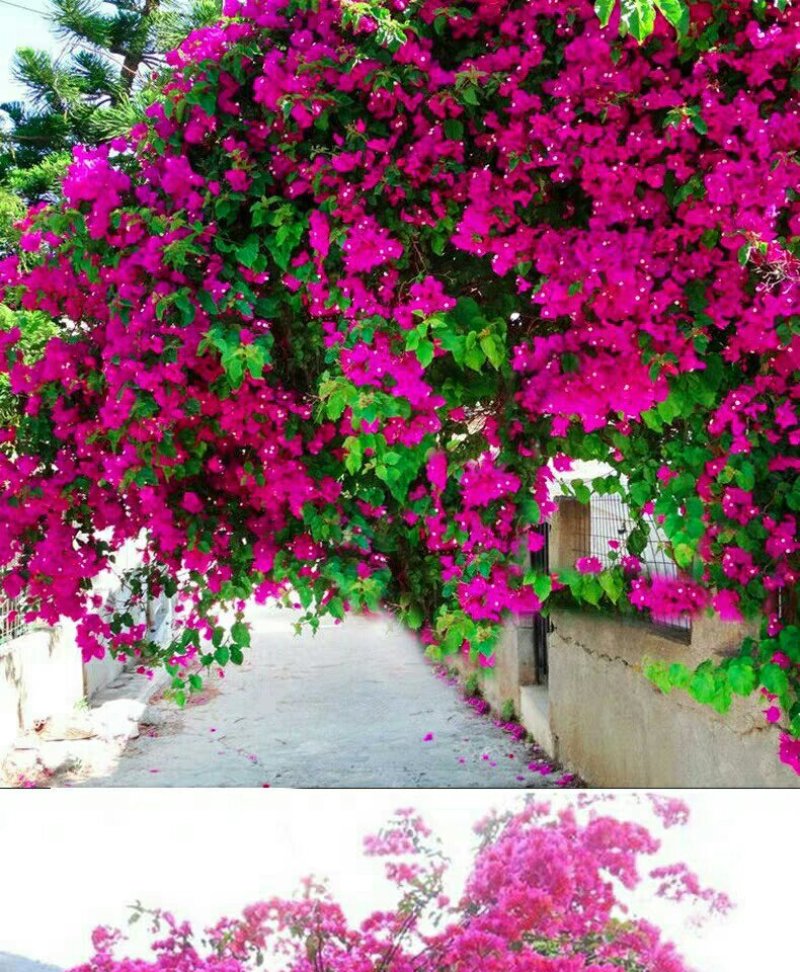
[547,608,800,787]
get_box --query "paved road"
[79,604,569,787]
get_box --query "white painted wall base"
[0,590,174,765]
[0,626,84,758]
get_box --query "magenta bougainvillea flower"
[70,796,731,972]
[0,0,797,766]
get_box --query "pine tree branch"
[50,0,115,49]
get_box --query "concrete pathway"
[72,603,569,787]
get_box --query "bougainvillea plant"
[0,0,797,765]
[72,795,731,972]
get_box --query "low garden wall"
[544,608,799,787]
[0,624,84,760]
[0,541,173,763]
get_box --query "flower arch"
[0,0,798,766]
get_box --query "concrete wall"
[448,619,526,716]
[0,539,174,762]
[82,587,173,698]
[0,625,85,758]
[546,607,800,787]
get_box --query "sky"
[0,1,59,105]
[0,788,791,972]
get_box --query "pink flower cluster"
[70,797,729,972]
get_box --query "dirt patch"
[185,682,223,707]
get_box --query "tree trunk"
[119,0,159,93]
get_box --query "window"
[571,494,692,641]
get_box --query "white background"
[0,789,784,970]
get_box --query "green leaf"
[734,462,756,491]
[406,604,424,630]
[179,628,200,651]
[479,333,504,370]
[415,339,435,368]
[645,661,673,694]
[656,395,681,423]
[224,354,245,388]
[709,681,732,714]
[463,343,485,371]
[405,328,421,351]
[573,482,591,505]
[236,235,260,269]
[727,660,757,697]
[689,667,717,705]
[214,644,230,666]
[641,409,663,432]
[779,626,800,661]
[174,293,195,326]
[673,543,694,568]
[580,576,603,606]
[560,351,580,374]
[685,518,705,541]
[594,0,616,26]
[761,663,789,697]
[667,662,691,690]
[443,119,463,140]
[325,387,349,421]
[598,571,623,604]
[344,436,363,474]
[532,574,552,602]
[245,346,267,380]
[621,0,656,41]
[654,0,689,31]
[231,620,251,647]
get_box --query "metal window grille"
[572,494,692,639]
[0,594,28,648]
